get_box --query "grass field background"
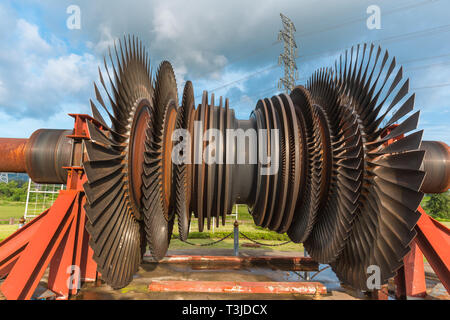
[0,201,25,220]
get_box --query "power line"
[232,80,450,113]
[412,83,450,90]
[219,0,439,70]
[407,60,450,71]
[294,0,439,39]
[402,52,450,64]
[231,60,450,112]
[198,23,450,98]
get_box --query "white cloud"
[38,53,98,93]
[16,19,51,53]
[0,8,100,120]
[152,5,181,41]
[86,25,117,54]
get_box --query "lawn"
[0,201,25,220]
[0,224,19,242]
[177,205,290,241]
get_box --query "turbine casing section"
[25,129,73,184]
[420,140,450,194]
[231,118,258,205]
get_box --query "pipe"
[25,129,73,184]
[420,140,450,194]
[0,138,28,173]
[0,130,72,184]
[1,132,449,193]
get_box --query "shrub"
[424,192,450,220]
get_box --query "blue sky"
[0,0,449,143]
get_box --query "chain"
[239,232,291,247]
[180,231,292,247]
[181,232,233,247]
[310,266,331,280]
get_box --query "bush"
[424,192,450,220]
[0,181,28,202]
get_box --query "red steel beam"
[415,206,450,293]
[403,240,427,297]
[149,280,326,295]
[0,191,78,300]
[47,194,82,299]
[394,239,427,299]
[0,209,49,278]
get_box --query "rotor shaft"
[0,129,72,184]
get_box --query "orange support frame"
[0,114,98,300]
[395,206,450,298]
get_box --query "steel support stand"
[234,220,239,257]
[393,206,449,299]
[0,114,98,300]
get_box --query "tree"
[0,181,28,202]
[424,192,450,220]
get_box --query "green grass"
[0,224,19,242]
[176,205,290,241]
[0,201,25,220]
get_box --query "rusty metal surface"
[128,100,152,220]
[0,138,27,173]
[148,280,327,295]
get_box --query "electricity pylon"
[278,13,299,93]
[0,173,8,184]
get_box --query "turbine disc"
[83,36,152,289]
[173,81,195,240]
[320,44,424,290]
[142,61,178,260]
[303,69,364,263]
[287,86,322,243]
